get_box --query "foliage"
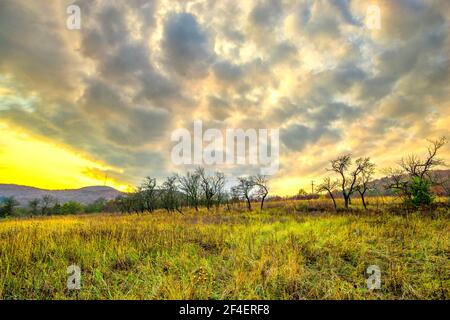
[61,201,83,215]
[0,197,19,217]
[410,177,434,207]
[84,198,106,213]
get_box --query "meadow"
[0,198,448,300]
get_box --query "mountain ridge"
[0,184,123,206]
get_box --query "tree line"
[118,137,448,214]
[317,137,448,211]
[0,137,447,218]
[0,196,112,218]
[115,167,270,214]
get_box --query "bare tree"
[386,137,448,202]
[383,167,409,196]
[355,159,376,209]
[399,137,447,180]
[161,175,182,213]
[212,171,226,208]
[196,167,213,209]
[196,168,225,210]
[178,171,201,211]
[328,154,367,209]
[317,177,339,211]
[139,177,158,212]
[233,177,255,211]
[253,174,269,210]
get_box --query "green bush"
[410,177,434,207]
[84,198,106,213]
[61,201,83,215]
[0,197,19,217]
[52,202,62,215]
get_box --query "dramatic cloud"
[0,0,448,194]
[162,12,214,78]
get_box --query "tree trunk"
[329,192,337,211]
[260,195,267,210]
[360,192,367,210]
[344,196,349,209]
[246,197,252,211]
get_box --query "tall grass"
[0,200,448,299]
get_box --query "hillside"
[367,169,450,196]
[0,184,123,206]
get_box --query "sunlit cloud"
[0,0,448,195]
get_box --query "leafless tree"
[212,171,226,208]
[385,137,448,201]
[383,167,409,196]
[196,168,225,209]
[139,177,159,212]
[399,137,447,181]
[317,177,339,211]
[178,170,201,211]
[233,177,255,211]
[355,159,376,209]
[160,175,182,213]
[328,154,368,209]
[253,174,269,210]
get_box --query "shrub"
[410,177,434,207]
[0,197,19,217]
[61,201,83,215]
[52,202,62,215]
[85,198,106,213]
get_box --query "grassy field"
[0,200,448,300]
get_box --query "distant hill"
[367,169,450,196]
[0,184,123,206]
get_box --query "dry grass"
[0,199,448,300]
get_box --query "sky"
[0,0,449,195]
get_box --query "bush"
[410,177,434,207]
[52,202,62,215]
[61,201,83,215]
[84,198,106,213]
[0,197,19,217]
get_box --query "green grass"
[0,202,448,299]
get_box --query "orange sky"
[0,122,131,191]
